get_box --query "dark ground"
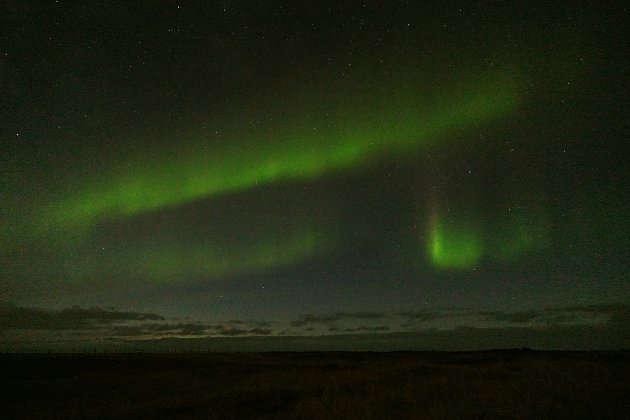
[0,350,628,419]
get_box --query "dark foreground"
[1,350,628,419]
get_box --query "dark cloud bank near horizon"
[1,303,628,352]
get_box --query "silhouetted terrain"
[1,350,628,419]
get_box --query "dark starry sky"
[1,1,628,349]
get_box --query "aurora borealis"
[1,1,628,350]
[30,74,521,238]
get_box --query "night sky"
[1,1,628,350]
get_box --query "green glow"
[429,212,483,269]
[37,77,520,234]
[427,204,550,269]
[73,227,330,281]
[493,207,551,261]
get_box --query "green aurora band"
[36,77,521,235]
[72,226,330,281]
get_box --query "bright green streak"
[38,77,520,233]
[429,213,483,269]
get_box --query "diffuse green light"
[37,76,521,234]
[429,210,483,269]
[492,207,551,261]
[72,226,330,281]
[142,229,324,279]
[427,205,550,269]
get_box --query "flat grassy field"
[1,350,628,419]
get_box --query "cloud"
[228,319,272,328]
[0,304,278,341]
[213,326,273,336]
[557,304,630,314]
[110,323,211,337]
[110,325,145,337]
[107,322,276,338]
[561,304,630,330]
[343,326,390,332]
[477,304,630,327]
[398,311,442,322]
[3,303,627,349]
[289,305,621,334]
[248,328,273,335]
[179,323,210,335]
[291,312,384,327]
[397,304,628,330]
[479,310,540,323]
[608,309,630,330]
[0,304,164,331]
